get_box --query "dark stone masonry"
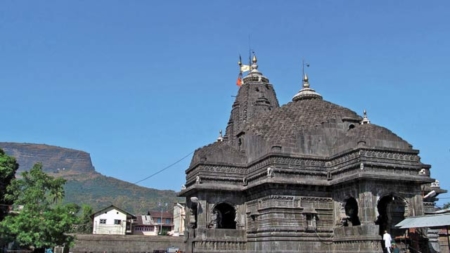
[179,56,446,253]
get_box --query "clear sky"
[1,1,450,205]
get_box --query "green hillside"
[62,172,183,215]
[0,143,184,215]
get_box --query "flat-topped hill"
[0,142,181,214]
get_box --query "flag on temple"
[240,64,250,72]
[236,72,243,86]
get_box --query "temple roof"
[190,140,247,167]
[191,64,414,165]
[243,98,412,158]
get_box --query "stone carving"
[267,167,274,178]
[419,168,427,176]
[362,150,419,162]
[189,208,196,228]
[337,202,348,226]
[208,210,218,229]
[242,177,248,186]
[181,184,186,190]
[360,162,364,170]
[196,176,202,184]
[431,180,440,188]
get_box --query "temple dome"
[337,123,413,151]
[242,98,413,160]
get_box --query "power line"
[133,150,194,185]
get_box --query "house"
[91,205,136,235]
[172,203,186,236]
[148,210,174,235]
[132,215,158,235]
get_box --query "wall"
[93,207,127,235]
[173,203,185,235]
[71,234,185,253]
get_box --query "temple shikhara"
[179,55,445,253]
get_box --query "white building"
[172,202,186,236]
[91,205,136,235]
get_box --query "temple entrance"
[345,197,361,226]
[376,195,405,237]
[213,203,236,229]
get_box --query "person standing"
[383,230,392,253]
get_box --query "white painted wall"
[173,203,185,235]
[93,207,127,235]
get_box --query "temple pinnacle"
[292,71,322,101]
[303,73,310,88]
[361,110,371,124]
[217,130,224,142]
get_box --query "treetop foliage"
[0,148,19,221]
[1,163,78,249]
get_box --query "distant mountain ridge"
[0,142,181,214]
[0,142,95,174]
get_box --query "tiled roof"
[135,215,156,226]
[338,123,412,151]
[149,211,173,219]
[190,141,247,166]
[242,98,412,157]
[190,85,413,165]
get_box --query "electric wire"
[133,150,194,185]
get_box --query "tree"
[0,148,19,221]
[443,202,450,209]
[75,204,93,234]
[0,163,79,249]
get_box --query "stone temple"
[179,55,445,253]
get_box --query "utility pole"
[159,202,167,235]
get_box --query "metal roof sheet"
[396,214,450,229]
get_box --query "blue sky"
[1,1,450,205]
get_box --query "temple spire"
[361,110,371,124]
[303,73,310,88]
[292,68,322,101]
[217,130,224,142]
[240,51,269,84]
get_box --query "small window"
[157,218,161,223]
[165,218,171,224]
[100,219,106,224]
[114,219,121,225]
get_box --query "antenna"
[302,59,310,77]
[302,59,305,77]
[248,34,253,67]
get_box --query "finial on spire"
[217,130,224,142]
[252,52,257,63]
[303,73,310,88]
[292,65,322,101]
[238,55,242,66]
[361,110,371,124]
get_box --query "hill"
[0,142,182,214]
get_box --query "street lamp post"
[159,202,167,235]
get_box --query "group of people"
[383,230,400,253]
